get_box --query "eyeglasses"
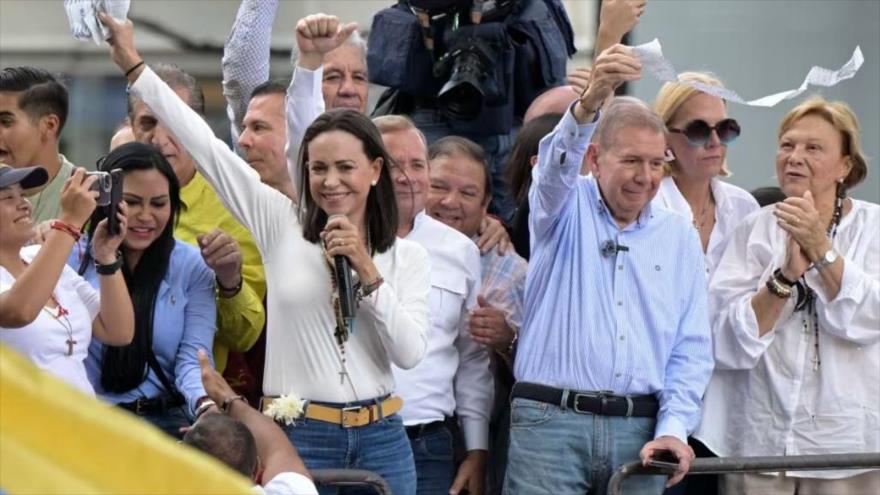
[668,118,741,147]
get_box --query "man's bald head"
[524,85,579,123]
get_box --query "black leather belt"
[118,395,185,416]
[511,382,658,418]
[405,419,449,440]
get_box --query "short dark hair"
[428,136,492,205]
[250,80,288,101]
[183,414,258,477]
[0,66,69,135]
[506,113,561,203]
[298,109,399,253]
[127,62,205,118]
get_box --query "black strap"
[147,350,184,404]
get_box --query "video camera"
[368,0,574,135]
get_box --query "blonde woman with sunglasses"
[653,72,759,278]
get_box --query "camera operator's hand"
[295,14,358,71]
[575,44,641,124]
[58,168,100,228]
[91,202,129,265]
[98,12,144,83]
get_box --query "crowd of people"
[0,1,877,494]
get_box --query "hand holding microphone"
[321,215,383,325]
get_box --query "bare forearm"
[227,400,310,481]
[751,288,788,337]
[0,230,75,327]
[95,272,134,345]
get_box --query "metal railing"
[311,469,392,495]
[607,453,880,495]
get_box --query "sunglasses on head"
[668,118,741,147]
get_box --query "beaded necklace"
[321,233,372,387]
[795,189,844,372]
[22,260,77,356]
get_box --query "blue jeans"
[284,402,416,495]
[409,424,456,494]
[503,398,666,495]
[411,109,519,224]
[142,406,190,440]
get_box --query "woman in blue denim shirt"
[68,142,217,438]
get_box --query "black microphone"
[329,215,357,332]
[601,240,630,258]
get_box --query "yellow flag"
[0,345,253,494]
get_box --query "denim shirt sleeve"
[529,106,598,242]
[173,250,217,415]
[656,231,713,442]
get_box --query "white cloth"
[285,66,325,206]
[695,200,880,479]
[129,67,430,403]
[0,245,99,395]
[253,472,318,495]
[652,176,759,277]
[394,211,492,450]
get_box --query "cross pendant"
[66,338,77,356]
[339,369,349,385]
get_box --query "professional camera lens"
[438,47,487,121]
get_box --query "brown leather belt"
[260,395,403,428]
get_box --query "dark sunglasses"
[668,118,741,147]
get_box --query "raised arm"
[530,45,639,240]
[1,170,102,326]
[286,14,357,199]
[100,13,291,249]
[197,350,312,485]
[222,0,279,149]
[594,0,646,60]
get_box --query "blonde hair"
[372,114,428,148]
[654,71,732,177]
[778,96,868,192]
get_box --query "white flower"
[263,394,305,426]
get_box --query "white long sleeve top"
[130,67,430,403]
[695,200,880,479]
[652,176,759,278]
[394,211,493,451]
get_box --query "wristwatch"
[813,249,838,270]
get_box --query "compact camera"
[86,169,124,235]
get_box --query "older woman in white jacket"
[700,97,879,495]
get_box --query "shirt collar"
[590,177,654,231]
[180,171,208,210]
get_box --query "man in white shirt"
[187,350,317,495]
[374,114,493,495]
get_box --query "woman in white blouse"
[101,14,430,494]
[702,97,879,494]
[1,165,134,394]
[653,72,759,276]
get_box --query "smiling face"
[588,126,667,227]
[322,44,369,113]
[121,168,172,254]
[130,86,197,186]
[0,92,50,168]
[426,153,488,238]
[381,128,429,224]
[307,129,381,228]
[776,114,851,202]
[0,183,34,248]
[666,92,729,181]
[238,92,287,187]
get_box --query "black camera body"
[368,0,574,135]
[87,169,123,235]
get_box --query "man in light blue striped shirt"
[505,45,713,495]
